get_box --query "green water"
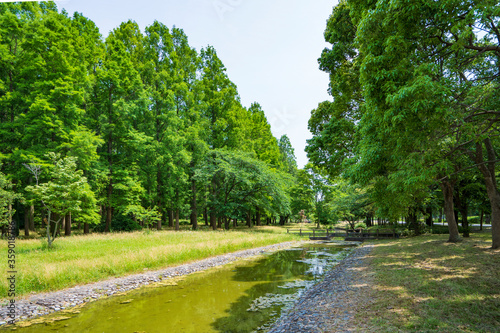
[7,243,351,333]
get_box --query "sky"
[53,0,336,168]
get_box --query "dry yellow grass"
[0,229,298,298]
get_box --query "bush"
[93,213,142,232]
[426,225,466,234]
[354,222,367,229]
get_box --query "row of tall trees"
[307,0,500,248]
[0,1,302,241]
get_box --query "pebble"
[268,244,374,333]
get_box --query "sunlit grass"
[0,229,299,298]
[357,232,500,332]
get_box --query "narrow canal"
[7,243,354,333]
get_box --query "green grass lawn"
[357,232,500,332]
[0,228,299,298]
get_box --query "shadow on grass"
[364,234,500,332]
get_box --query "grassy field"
[0,228,299,298]
[356,233,500,332]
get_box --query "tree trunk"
[473,139,500,249]
[425,206,433,227]
[175,209,180,231]
[156,204,162,230]
[246,212,252,228]
[105,204,112,233]
[217,216,222,229]
[233,218,237,228]
[224,217,229,230]
[278,216,286,226]
[460,206,469,237]
[210,211,217,230]
[256,207,261,226]
[84,223,89,234]
[29,205,35,231]
[24,206,30,237]
[191,178,198,230]
[168,209,174,228]
[480,209,484,231]
[157,149,163,231]
[65,213,71,236]
[47,210,53,248]
[439,179,461,242]
[204,207,208,226]
[407,210,421,235]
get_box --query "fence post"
[313,229,315,237]
[287,228,289,234]
[300,228,302,236]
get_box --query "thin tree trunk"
[473,139,500,248]
[425,206,433,227]
[408,210,421,235]
[24,206,30,237]
[256,207,261,226]
[224,217,229,230]
[157,171,162,230]
[439,179,461,242]
[84,223,89,234]
[191,178,198,230]
[168,209,174,228]
[65,213,71,236]
[210,211,217,230]
[105,204,112,232]
[175,209,180,231]
[460,207,469,237]
[29,205,35,231]
[204,207,208,226]
[47,210,53,248]
[480,210,484,231]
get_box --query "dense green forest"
[0,1,327,244]
[306,0,500,248]
[1,0,499,250]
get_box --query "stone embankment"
[0,241,301,325]
[269,244,374,333]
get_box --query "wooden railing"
[287,228,400,240]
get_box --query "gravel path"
[0,241,302,325]
[269,244,375,333]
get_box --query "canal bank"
[269,244,374,333]
[2,241,372,332]
[0,241,305,326]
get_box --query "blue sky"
[55,0,336,168]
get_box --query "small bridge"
[286,228,400,241]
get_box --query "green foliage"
[0,2,302,237]
[354,222,367,230]
[25,153,99,246]
[307,0,500,246]
[195,150,292,226]
[0,168,22,228]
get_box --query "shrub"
[354,222,367,229]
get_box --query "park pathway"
[269,244,375,332]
